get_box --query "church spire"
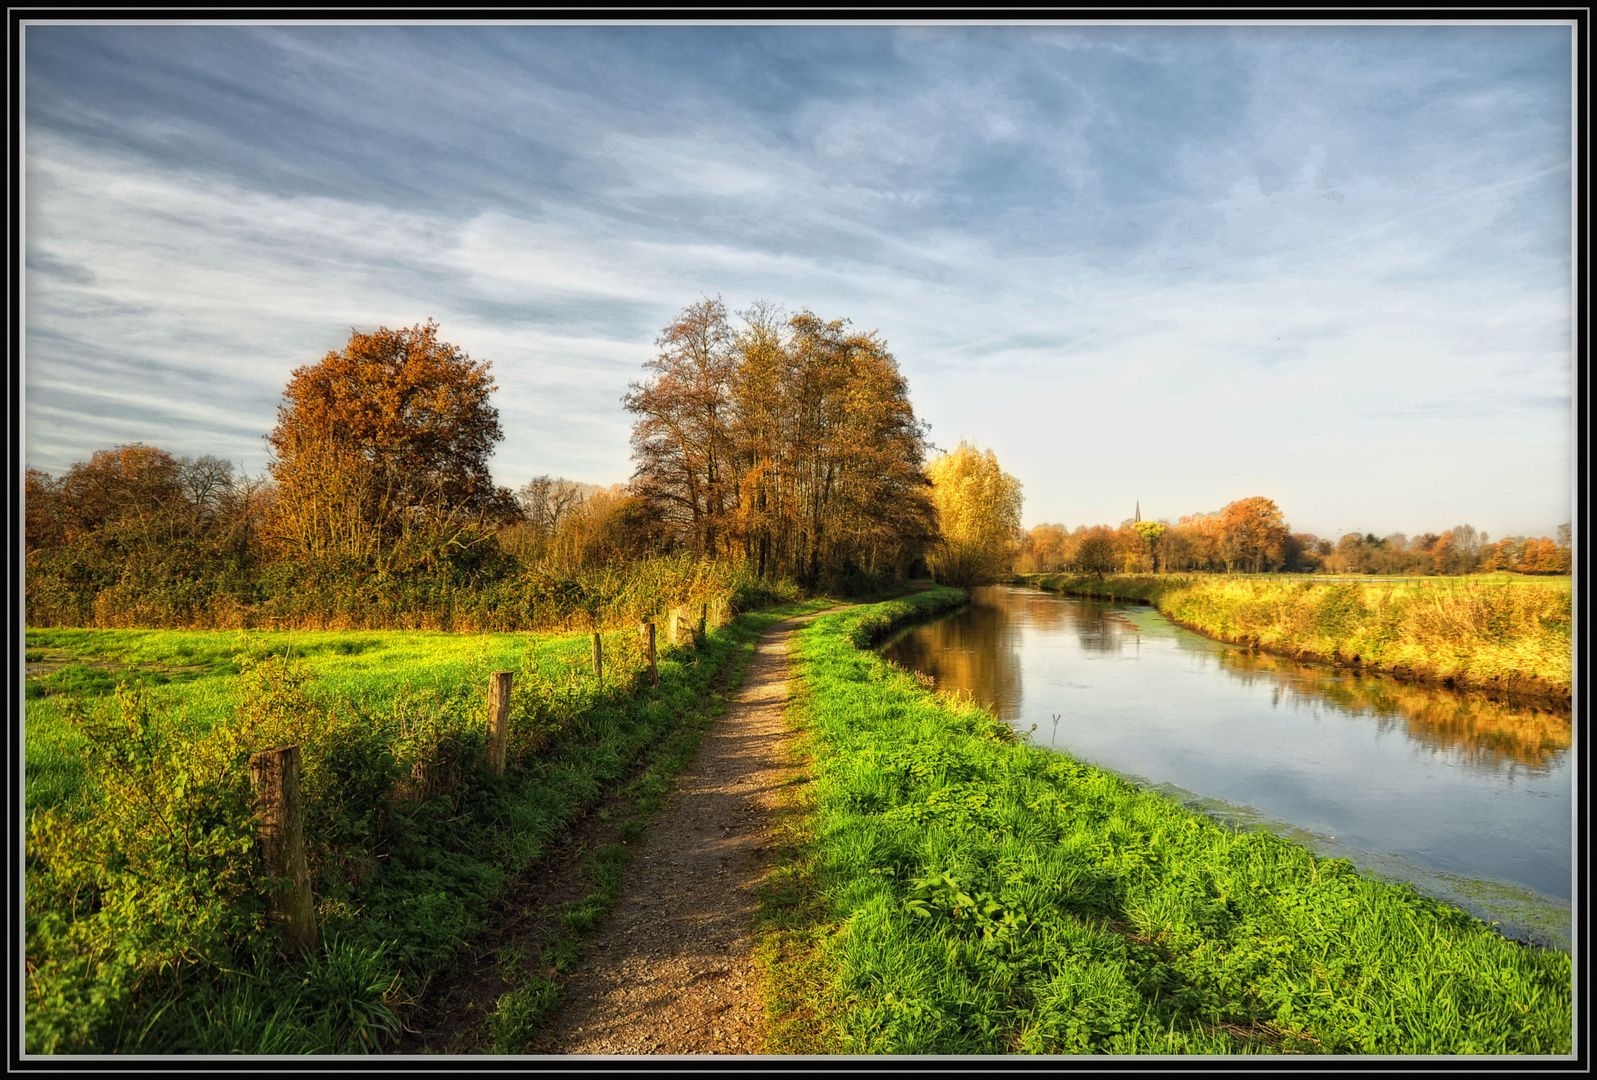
[1135,500,1141,524]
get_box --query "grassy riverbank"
[1027,574,1571,704]
[756,588,1571,1055]
[24,600,826,1054]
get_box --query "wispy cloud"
[23,22,1573,538]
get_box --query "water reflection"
[1209,647,1572,772]
[881,597,1024,716]
[878,585,1571,945]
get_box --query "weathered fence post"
[592,631,603,682]
[643,620,658,684]
[487,670,513,775]
[672,606,687,648]
[698,603,708,642]
[250,745,317,958]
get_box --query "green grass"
[25,626,606,817]
[24,599,829,1055]
[756,589,1571,1055]
[1026,574,1571,699]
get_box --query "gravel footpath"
[533,608,834,1056]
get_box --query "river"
[878,585,1573,950]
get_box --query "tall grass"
[27,552,799,634]
[24,596,822,1054]
[1032,575,1572,701]
[757,589,1571,1055]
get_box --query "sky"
[22,21,1576,542]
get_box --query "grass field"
[25,625,624,813]
[756,588,1572,1055]
[24,602,828,1054]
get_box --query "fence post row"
[487,670,513,775]
[249,745,318,958]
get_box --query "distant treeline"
[1017,497,1571,577]
[22,442,780,631]
[26,304,952,628]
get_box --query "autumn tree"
[626,299,937,590]
[1017,524,1071,573]
[26,444,262,563]
[515,476,596,534]
[1284,533,1329,572]
[534,485,672,572]
[1479,533,1568,575]
[1169,511,1224,571]
[1133,521,1168,573]
[265,321,516,564]
[925,442,1023,587]
[1431,525,1486,576]
[782,313,936,586]
[624,298,739,557]
[495,476,601,564]
[1071,525,1119,577]
[1521,536,1570,574]
[1219,496,1290,573]
[24,444,271,624]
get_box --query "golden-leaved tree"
[925,442,1023,587]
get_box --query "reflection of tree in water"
[1008,588,1069,633]
[1214,647,1570,772]
[881,591,1024,720]
[1069,599,1135,654]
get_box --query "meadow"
[756,588,1572,1055]
[24,597,825,1054]
[1025,574,1572,703]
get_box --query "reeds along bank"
[1031,573,1572,701]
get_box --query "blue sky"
[23,22,1574,541]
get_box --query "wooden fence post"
[250,745,317,958]
[592,631,603,682]
[698,603,708,642]
[487,671,513,775]
[644,621,658,684]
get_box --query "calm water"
[879,585,1574,949]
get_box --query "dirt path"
[532,607,834,1056]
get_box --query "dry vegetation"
[1033,574,1572,703]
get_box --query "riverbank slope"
[1026,574,1571,707]
[757,588,1571,1055]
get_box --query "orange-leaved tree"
[1017,524,1071,573]
[1219,496,1289,573]
[265,320,517,566]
